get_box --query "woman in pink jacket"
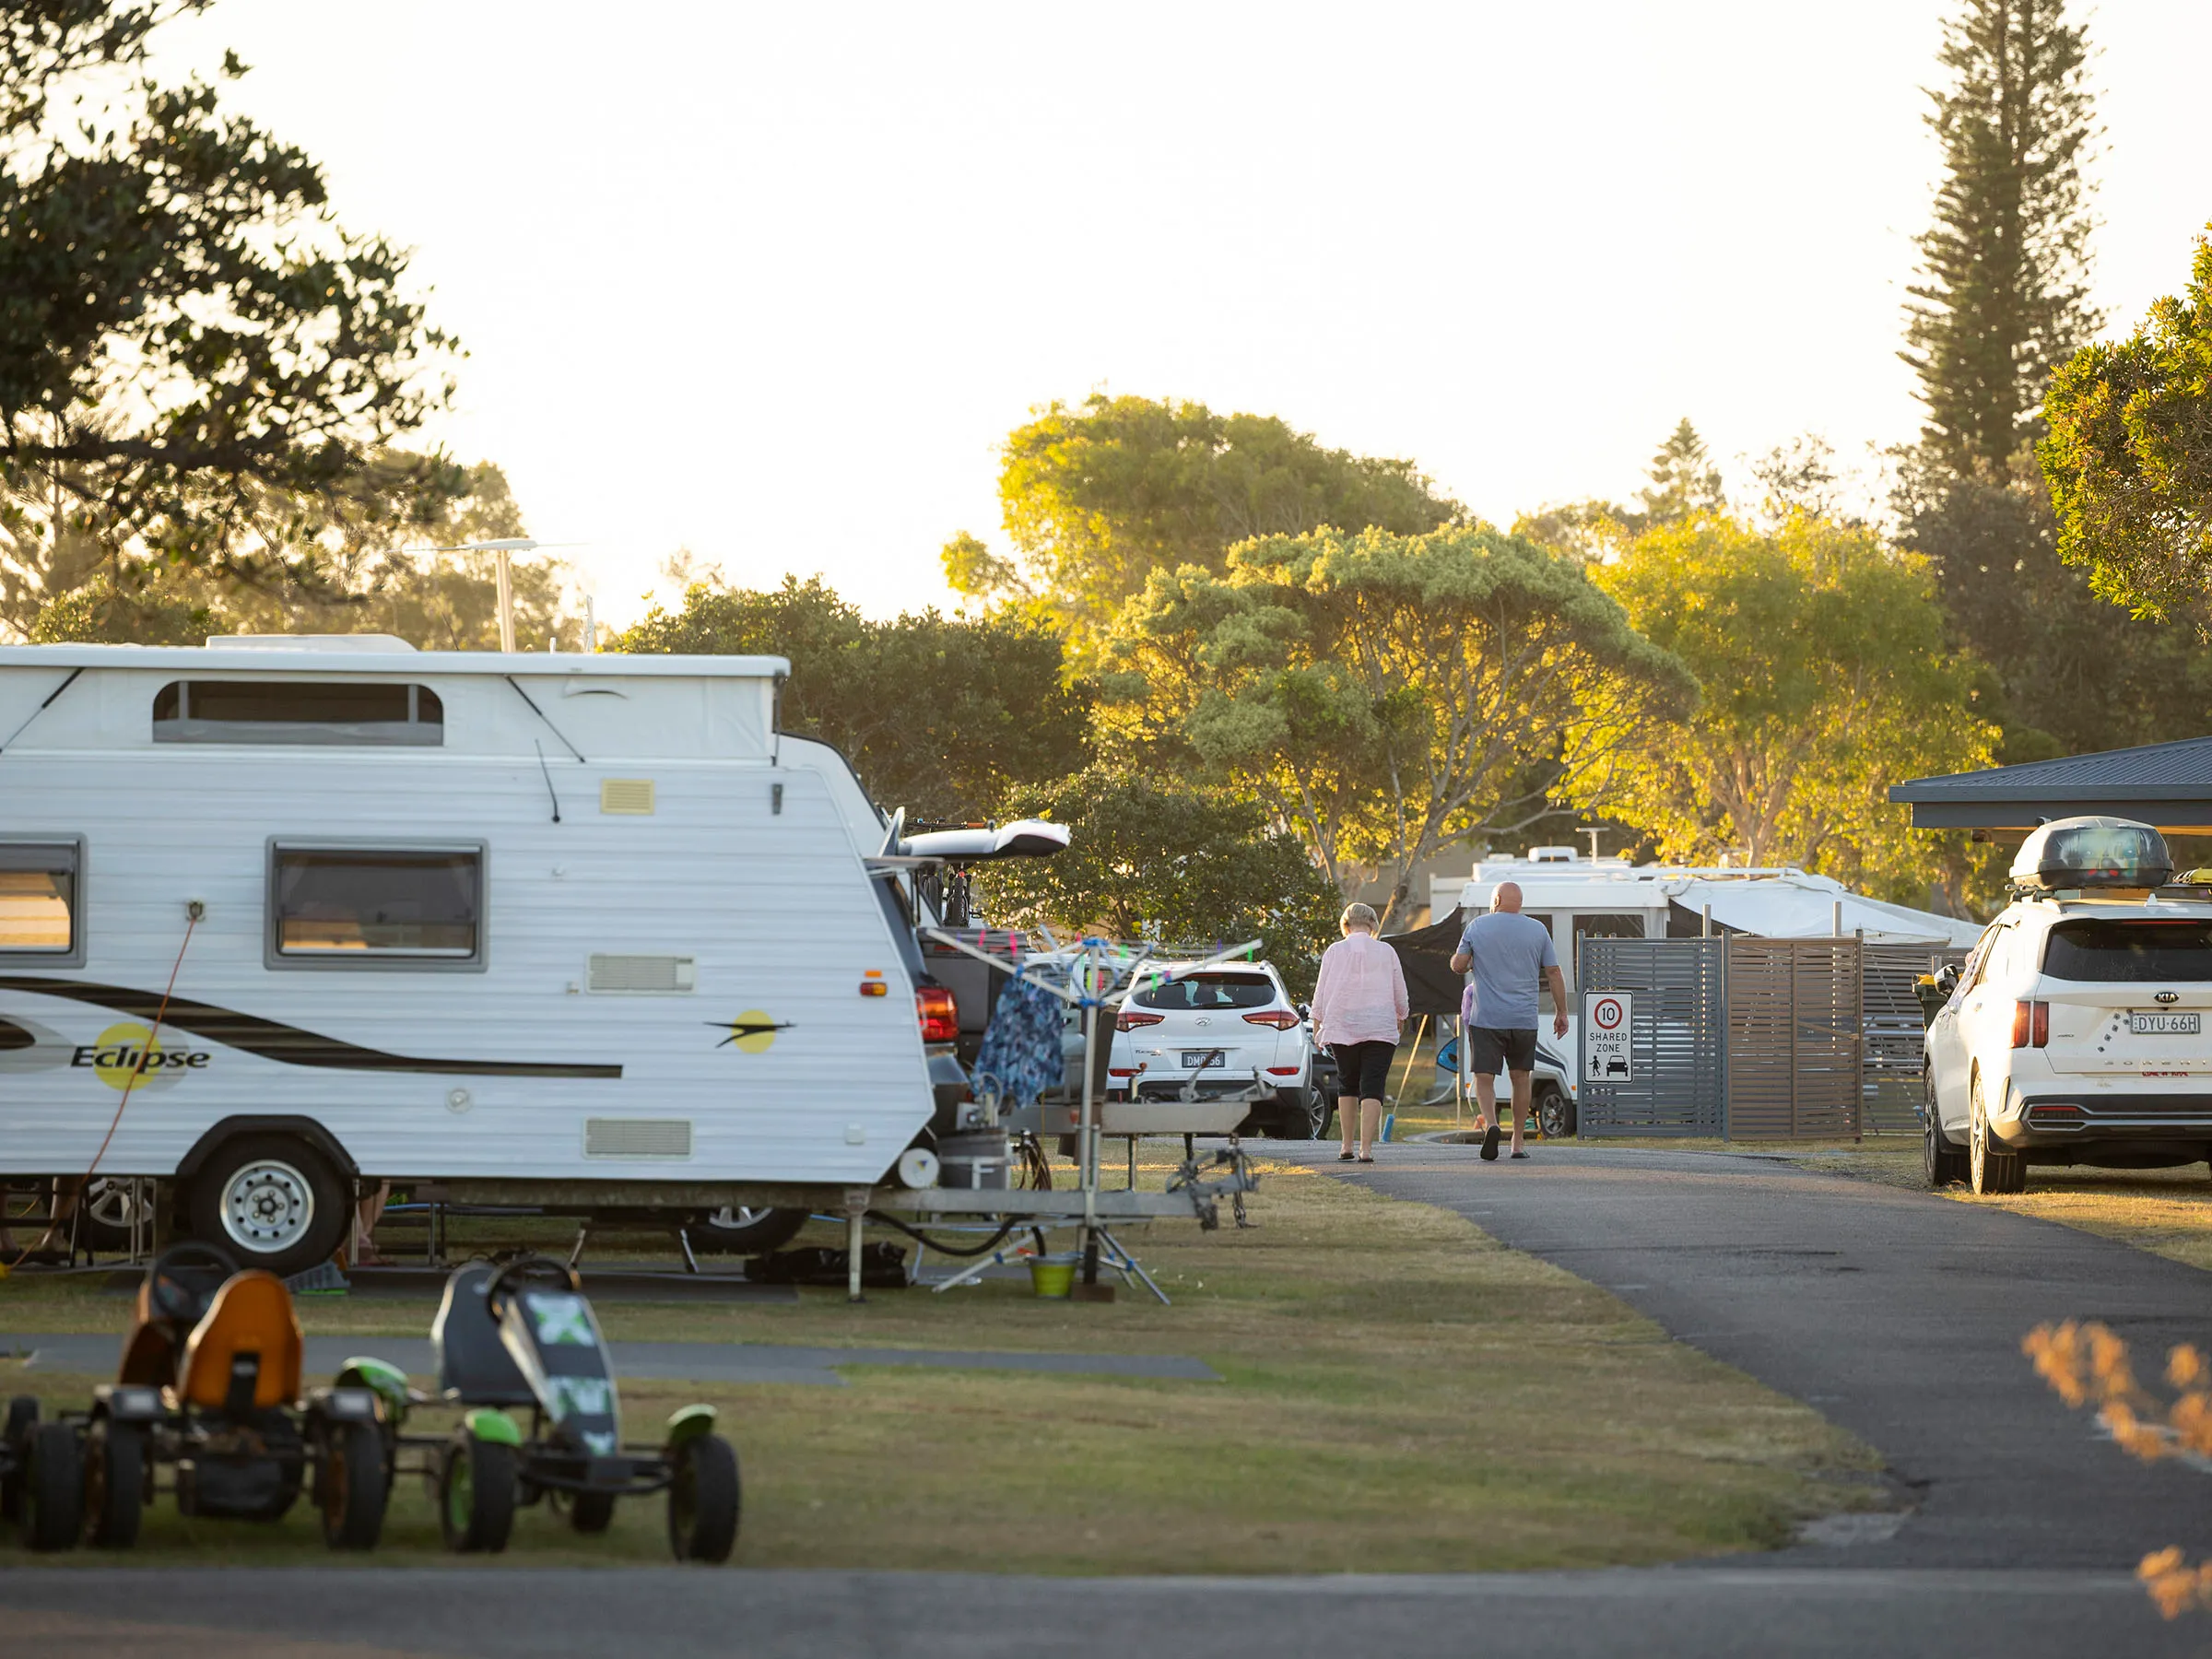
[1307,902,1409,1161]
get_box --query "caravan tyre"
[688,1206,808,1257]
[1535,1085,1576,1140]
[185,1135,347,1277]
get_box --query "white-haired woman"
[1307,902,1409,1162]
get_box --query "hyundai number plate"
[1181,1049,1225,1069]
[2132,1012,2201,1034]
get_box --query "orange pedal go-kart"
[64,1242,388,1549]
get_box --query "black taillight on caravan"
[916,985,959,1044]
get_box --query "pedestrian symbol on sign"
[1583,992,1632,1082]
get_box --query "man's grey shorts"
[1469,1026,1538,1074]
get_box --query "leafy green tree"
[964,394,1465,647]
[2041,227,2212,619]
[1894,447,2212,759]
[614,576,1093,821]
[0,2,458,577]
[1902,0,2101,477]
[1594,514,1996,902]
[976,766,1342,996]
[1105,525,1694,925]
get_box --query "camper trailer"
[0,639,957,1273]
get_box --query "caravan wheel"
[688,1206,808,1256]
[185,1135,347,1277]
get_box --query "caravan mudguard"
[173,1116,360,1187]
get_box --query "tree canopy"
[977,765,1342,996]
[1104,524,1694,926]
[1902,0,2101,477]
[0,0,459,580]
[1594,513,1996,900]
[956,394,1465,648]
[2041,226,2212,621]
[613,576,1093,822]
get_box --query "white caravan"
[0,639,945,1272]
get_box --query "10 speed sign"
[1584,992,1632,1082]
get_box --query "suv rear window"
[2041,920,2212,982]
[1131,973,1277,1011]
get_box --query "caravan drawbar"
[0,640,945,1272]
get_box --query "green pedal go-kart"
[341,1255,740,1560]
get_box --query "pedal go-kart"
[69,1242,387,1549]
[2,1394,83,1551]
[342,1255,738,1559]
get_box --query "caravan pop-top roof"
[0,641,792,762]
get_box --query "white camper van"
[0,639,950,1272]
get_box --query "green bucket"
[1029,1253,1079,1299]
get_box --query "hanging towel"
[972,970,1067,1108]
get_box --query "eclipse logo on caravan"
[70,1022,210,1090]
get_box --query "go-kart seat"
[431,1264,538,1407]
[178,1272,303,1414]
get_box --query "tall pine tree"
[1890,0,2205,763]
[1902,0,2101,475]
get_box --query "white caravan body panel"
[0,647,929,1185]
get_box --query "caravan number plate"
[1182,1050,1226,1069]
[2132,1013,2201,1034]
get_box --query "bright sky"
[149,1,2211,628]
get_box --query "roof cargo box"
[2009,816,2173,895]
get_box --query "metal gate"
[1862,945,1969,1135]
[1576,935,1867,1140]
[1724,937,1863,1139]
[1576,937,1725,1135]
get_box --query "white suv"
[1924,817,2212,1194]
[1107,963,1325,1138]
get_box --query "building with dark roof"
[1889,735,2212,831]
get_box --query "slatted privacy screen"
[1575,937,1726,1136]
[1576,935,1873,1140]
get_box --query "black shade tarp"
[1382,906,1467,1018]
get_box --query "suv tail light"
[1117,1010,1165,1031]
[916,985,959,1044]
[2011,1000,2050,1049]
[1242,1010,1300,1030]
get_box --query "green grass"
[0,1151,1884,1573]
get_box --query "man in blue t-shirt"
[1450,882,1568,1161]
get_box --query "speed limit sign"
[1584,992,1632,1081]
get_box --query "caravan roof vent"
[1527,846,1579,863]
[207,634,418,653]
[2010,816,2173,895]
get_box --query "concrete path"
[1,1333,1218,1387]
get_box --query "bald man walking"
[1451,882,1569,1160]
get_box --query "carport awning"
[1676,881,1981,947]
[1890,735,2212,831]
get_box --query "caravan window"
[269,844,484,968]
[0,841,82,965]
[155,681,443,746]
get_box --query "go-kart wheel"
[24,1422,82,1552]
[317,1419,387,1551]
[83,1418,145,1548]
[440,1434,516,1554]
[570,1489,616,1534]
[1,1396,37,1523]
[666,1433,739,1564]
